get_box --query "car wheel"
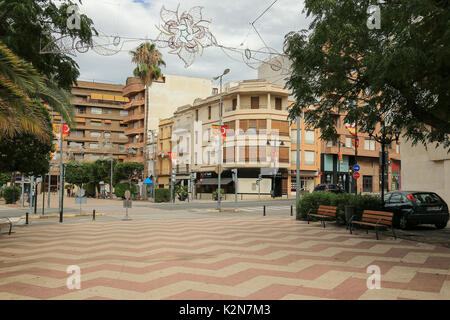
[399,215,410,230]
[435,221,448,229]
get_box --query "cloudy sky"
[73,0,311,85]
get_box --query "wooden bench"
[307,205,338,228]
[0,218,13,236]
[349,210,396,240]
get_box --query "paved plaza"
[0,211,449,300]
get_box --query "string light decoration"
[155,5,217,68]
[39,3,290,73]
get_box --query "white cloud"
[73,0,310,85]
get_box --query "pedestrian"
[67,187,71,197]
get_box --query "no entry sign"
[353,171,360,179]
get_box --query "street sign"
[123,200,132,208]
[319,171,323,176]
[215,165,223,175]
[353,164,360,172]
[353,171,360,179]
[75,197,87,204]
[76,189,85,198]
[143,177,153,185]
[124,190,131,200]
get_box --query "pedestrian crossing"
[187,205,293,213]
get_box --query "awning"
[197,178,233,185]
[91,93,102,100]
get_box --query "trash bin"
[345,205,356,223]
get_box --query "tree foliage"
[64,161,89,188]
[113,162,144,185]
[0,104,54,176]
[284,0,450,149]
[130,42,166,87]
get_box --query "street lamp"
[368,123,400,207]
[213,68,230,212]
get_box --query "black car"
[313,184,344,194]
[384,191,449,229]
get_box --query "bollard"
[26,212,29,225]
[93,209,96,221]
[291,205,293,216]
[263,205,266,216]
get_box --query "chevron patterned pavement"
[0,217,449,300]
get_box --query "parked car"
[313,184,345,194]
[384,191,449,229]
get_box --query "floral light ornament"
[156,5,217,68]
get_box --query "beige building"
[156,117,174,188]
[401,140,450,205]
[169,79,293,199]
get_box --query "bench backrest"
[361,210,393,226]
[317,205,337,217]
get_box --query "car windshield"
[412,193,441,204]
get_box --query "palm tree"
[130,42,165,199]
[0,40,74,141]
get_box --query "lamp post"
[267,139,285,198]
[213,68,230,212]
[368,122,400,207]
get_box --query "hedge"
[296,192,381,224]
[114,183,138,199]
[3,186,21,204]
[155,188,170,202]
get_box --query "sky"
[71,0,311,85]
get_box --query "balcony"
[123,78,145,97]
[123,113,145,123]
[124,127,144,136]
[123,99,145,110]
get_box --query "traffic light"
[348,168,353,174]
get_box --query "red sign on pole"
[353,171,360,179]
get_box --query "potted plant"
[212,188,225,201]
[175,185,188,201]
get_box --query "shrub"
[114,183,138,199]
[155,188,170,202]
[297,192,381,223]
[3,186,21,204]
[84,182,97,198]
[175,185,188,201]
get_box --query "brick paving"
[0,216,449,300]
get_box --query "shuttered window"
[251,97,259,109]
[232,98,237,111]
[275,97,282,110]
[279,147,289,163]
[272,120,289,136]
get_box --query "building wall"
[146,74,214,131]
[401,139,450,204]
[157,117,173,188]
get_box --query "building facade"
[156,117,174,188]
[401,139,450,205]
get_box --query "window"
[232,98,237,111]
[396,144,399,153]
[70,130,84,138]
[120,110,129,116]
[120,122,127,128]
[90,143,99,149]
[91,120,102,126]
[251,97,259,109]
[76,106,86,114]
[304,151,314,165]
[119,133,127,139]
[90,131,101,138]
[212,88,218,95]
[271,120,289,136]
[326,140,336,147]
[305,131,315,144]
[104,132,111,139]
[291,150,297,164]
[345,137,352,148]
[363,176,373,192]
[275,97,282,110]
[364,139,376,151]
[208,106,211,120]
[195,109,199,121]
[104,109,112,114]
[118,145,125,152]
[91,107,102,114]
[388,193,403,204]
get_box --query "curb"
[209,209,242,213]
[20,213,103,220]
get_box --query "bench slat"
[363,210,393,217]
[363,214,393,221]
[352,221,389,228]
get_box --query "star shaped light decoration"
[156,5,217,68]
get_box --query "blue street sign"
[143,177,153,185]
[353,164,360,172]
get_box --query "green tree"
[65,161,89,189]
[113,162,144,187]
[0,0,97,91]
[0,104,54,176]
[87,159,118,196]
[284,0,450,149]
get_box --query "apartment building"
[168,79,292,198]
[289,115,321,194]
[320,113,401,194]
[156,117,174,188]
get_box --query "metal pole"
[381,142,385,207]
[30,176,34,213]
[234,170,238,212]
[47,169,51,208]
[110,158,113,200]
[42,175,45,215]
[21,174,25,208]
[338,136,341,184]
[34,179,37,214]
[354,123,358,195]
[296,115,301,204]
[217,75,223,211]
[59,120,64,223]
